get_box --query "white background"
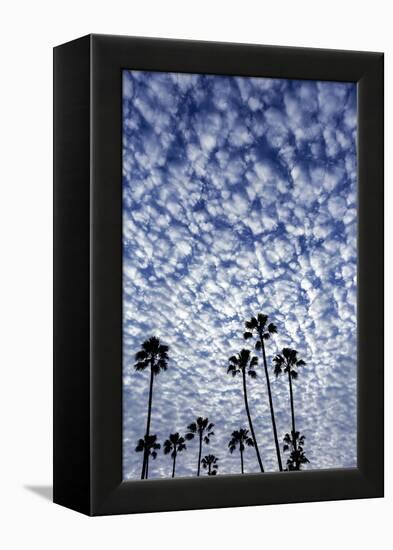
[0,1,390,548]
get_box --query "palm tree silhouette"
[185,417,215,477]
[227,349,264,472]
[135,434,161,479]
[201,454,219,476]
[283,431,309,471]
[228,428,255,474]
[163,432,187,478]
[244,314,283,471]
[134,336,169,479]
[273,347,306,470]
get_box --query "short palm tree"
[227,349,264,472]
[228,428,255,474]
[273,347,307,470]
[134,336,169,479]
[201,454,219,476]
[185,417,215,477]
[135,434,161,479]
[163,432,187,478]
[244,314,283,471]
[283,431,309,471]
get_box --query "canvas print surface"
[122,70,357,480]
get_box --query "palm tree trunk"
[260,335,283,472]
[172,449,177,478]
[288,370,299,469]
[145,455,149,479]
[197,432,202,477]
[141,364,155,479]
[208,463,211,475]
[240,448,244,474]
[242,368,264,472]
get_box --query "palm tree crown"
[163,432,187,457]
[228,428,255,454]
[135,434,161,479]
[201,454,219,475]
[134,336,169,375]
[185,417,215,444]
[273,347,306,379]
[283,431,310,471]
[243,313,277,347]
[135,434,161,459]
[227,349,258,378]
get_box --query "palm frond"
[134,360,149,371]
[268,322,277,334]
[135,350,148,361]
[245,317,258,329]
[187,422,197,433]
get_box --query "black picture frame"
[53,34,384,516]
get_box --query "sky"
[122,69,357,480]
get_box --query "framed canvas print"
[53,34,384,515]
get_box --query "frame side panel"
[53,35,91,515]
[357,54,384,494]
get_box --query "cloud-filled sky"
[122,69,357,480]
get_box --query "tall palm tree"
[134,336,169,479]
[244,314,283,471]
[135,434,161,479]
[273,347,306,470]
[201,454,219,476]
[185,417,214,477]
[228,428,255,474]
[163,432,187,478]
[227,349,264,472]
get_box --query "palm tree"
[273,347,306,470]
[134,336,169,479]
[185,417,214,477]
[201,454,219,476]
[244,314,283,471]
[228,428,255,474]
[283,431,309,471]
[135,434,161,479]
[227,349,264,472]
[163,432,187,478]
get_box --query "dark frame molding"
[54,34,384,516]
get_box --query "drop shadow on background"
[24,485,52,501]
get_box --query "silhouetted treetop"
[163,432,187,458]
[273,347,306,379]
[185,417,215,444]
[201,454,219,475]
[283,431,309,471]
[135,434,161,460]
[228,428,255,453]
[227,349,258,379]
[134,336,169,376]
[244,313,277,348]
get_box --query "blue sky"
[122,69,357,480]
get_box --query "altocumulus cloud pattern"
[122,70,357,479]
